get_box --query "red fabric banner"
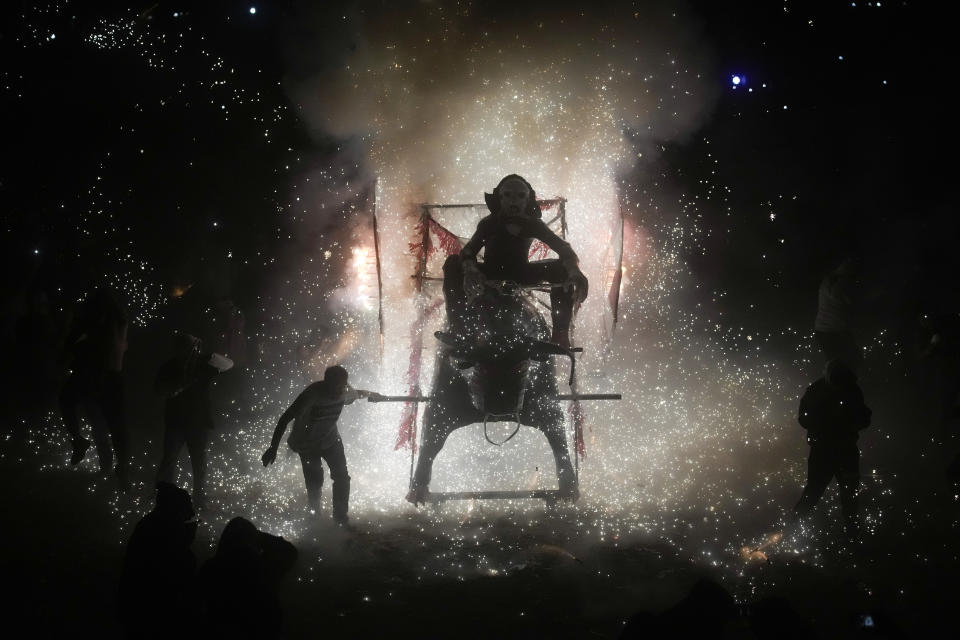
[428,218,464,257]
[394,297,445,451]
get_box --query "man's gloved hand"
[261,446,278,467]
[463,260,485,302]
[366,392,385,402]
[564,268,589,303]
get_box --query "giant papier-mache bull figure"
[406,256,579,505]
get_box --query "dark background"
[2,1,955,339]
[1,2,958,637]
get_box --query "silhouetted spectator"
[748,596,817,639]
[118,482,198,639]
[815,258,863,372]
[155,333,233,508]
[199,516,297,639]
[919,311,960,428]
[620,578,738,638]
[59,286,129,489]
[793,360,872,536]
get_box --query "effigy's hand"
[261,446,277,467]
[565,270,589,303]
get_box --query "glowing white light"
[249,6,257,14]
[731,75,741,86]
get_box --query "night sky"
[2,1,959,638]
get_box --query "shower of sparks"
[5,1,924,601]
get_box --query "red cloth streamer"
[428,218,464,257]
[395,380,421,452]
[394,298,445,451]
[395,311,424,452]
[528,240,550,260]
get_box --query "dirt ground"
[3,426,957,640]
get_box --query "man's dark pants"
[156,417,210,498]
[59,370,127,475]
[793,441,860,528]
[299,438,351,524]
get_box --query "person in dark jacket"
[620,579,738,639]
[442,174,589,348]
[59,286,130,489]
[118,482,198,639]
[262,365,381,525]
[155,333,233,508]
[792,360,872,534]
[199,516,297,639]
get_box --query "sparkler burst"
[7,3,951,633]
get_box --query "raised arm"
[532,219,577,264]
[459,220,488,264]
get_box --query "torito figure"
[261,365,381,525]
[793,360,872,535]
[408,265,580,505]
[443,174,588,348]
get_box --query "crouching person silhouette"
[118,482,198,638]
[442,174,588,348]
[262,365,381,525]
[199,516,297,639]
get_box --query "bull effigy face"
[467,359,530,416]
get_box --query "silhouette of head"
[324,365,349,394]
[155,481,195,522]
[484,174,542,219]
[825,359,857,387]
[217,516,259,556]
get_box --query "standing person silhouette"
[155,333,233,509]
[59,286,130,490]
[793,360,872,537]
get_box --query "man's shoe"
[70,438,90,466]
[405,486,429,506]
[334,518,355,532]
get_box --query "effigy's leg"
[541,417,579,500]
[407,417,454,505]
